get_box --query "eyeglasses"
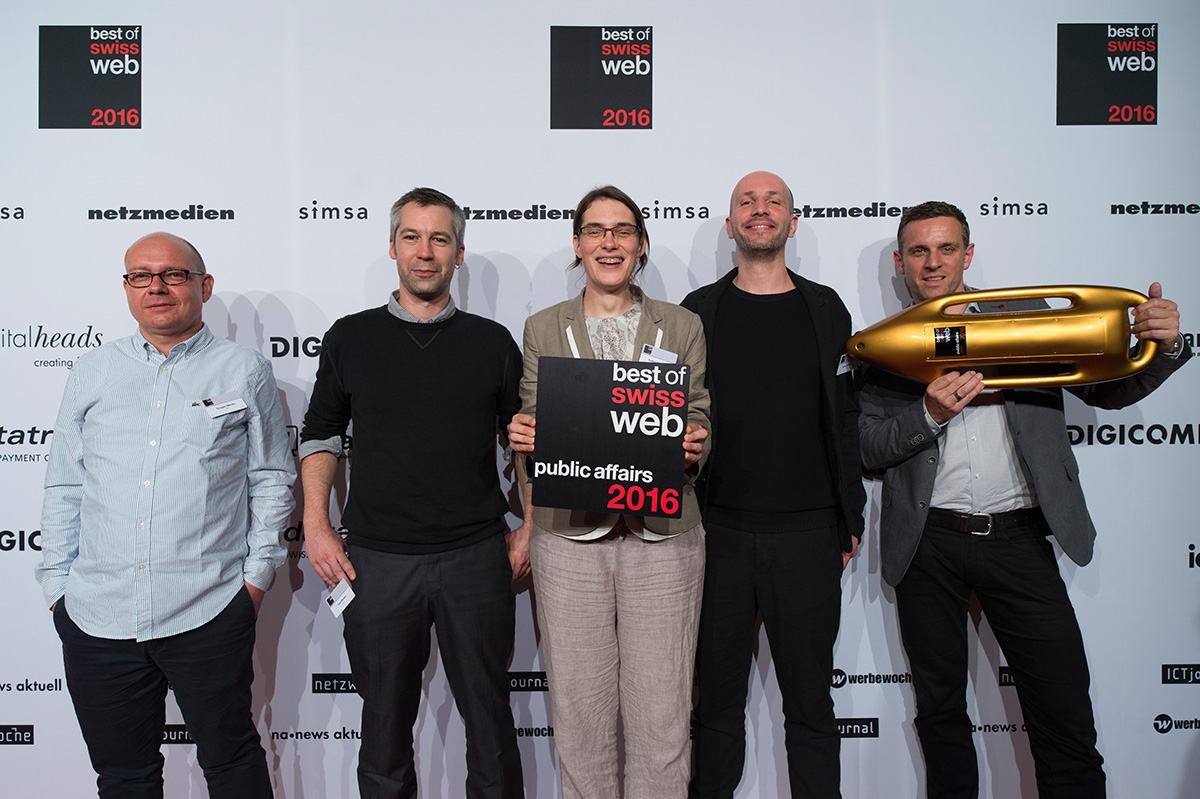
[122,269,205,288]
[578,223,641,242]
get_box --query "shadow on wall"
[854,237,908,328]
[205,290,360,798]
[457,250,539,338]
[684,218,734,293]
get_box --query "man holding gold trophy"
[857,201,1189,798]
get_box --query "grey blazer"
[859,297,1191,586]
[519,286,711,536]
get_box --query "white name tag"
[202,391,248,418]
[639,343,677,364]
[326,579,355,617]
[837,354,854,376]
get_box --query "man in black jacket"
[683,171,865,799]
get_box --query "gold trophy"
[847,285,1157,388]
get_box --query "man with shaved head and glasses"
[38,232,295,798]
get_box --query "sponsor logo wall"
[2,3,1198,797]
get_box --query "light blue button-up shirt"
[36,325,295,641]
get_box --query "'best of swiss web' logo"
[1057,23,1157,125]
[550,26,652,130]
[39,25,142,129]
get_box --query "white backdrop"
[2,2,1198,797]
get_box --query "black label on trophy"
[934,326,967,357]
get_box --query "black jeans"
[690,525,844,799]
[895,513,1105,799]
[342,534,523,799]
[55,586,271,799]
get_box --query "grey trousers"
[531,522,705,799]
[342,538,523,799]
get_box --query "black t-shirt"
[705,284,836,532]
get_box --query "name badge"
[326,579,355,617]
[202,391,248,418]
[639,343,677,364]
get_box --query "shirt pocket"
[182,403,248,457]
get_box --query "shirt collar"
[387,291,456,324]
[134,324,213,360]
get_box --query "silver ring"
[953,390,963,401]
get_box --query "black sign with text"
[533,356,688,518]
[1057,23,1157,125]
[550,26,652,130]
[39,25,142,129]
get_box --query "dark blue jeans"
[55,586,272,799]
[895,514,1105,799]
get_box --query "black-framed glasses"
[578,223,641,242]
[122,269,205,288]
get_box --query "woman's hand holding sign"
[683,423,707,468]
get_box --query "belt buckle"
[967,512,993,536]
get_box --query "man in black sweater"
[300,187,525,799]
[683,172,865,799]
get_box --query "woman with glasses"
[508,185,710,798]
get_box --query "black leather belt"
[925,507,1043,536]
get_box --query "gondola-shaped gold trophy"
[847,285,1157,388]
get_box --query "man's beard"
[733,226,788,260]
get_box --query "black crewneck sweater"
[300,306,521,554]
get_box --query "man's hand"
[924,370,984,425]
[506,525,532,581]
[683,423,708,468]
[305,519,355,589]
[842,536,860,571]
[508,413,536,454]
[244,582,265,616]
[1132,282,1181,347]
